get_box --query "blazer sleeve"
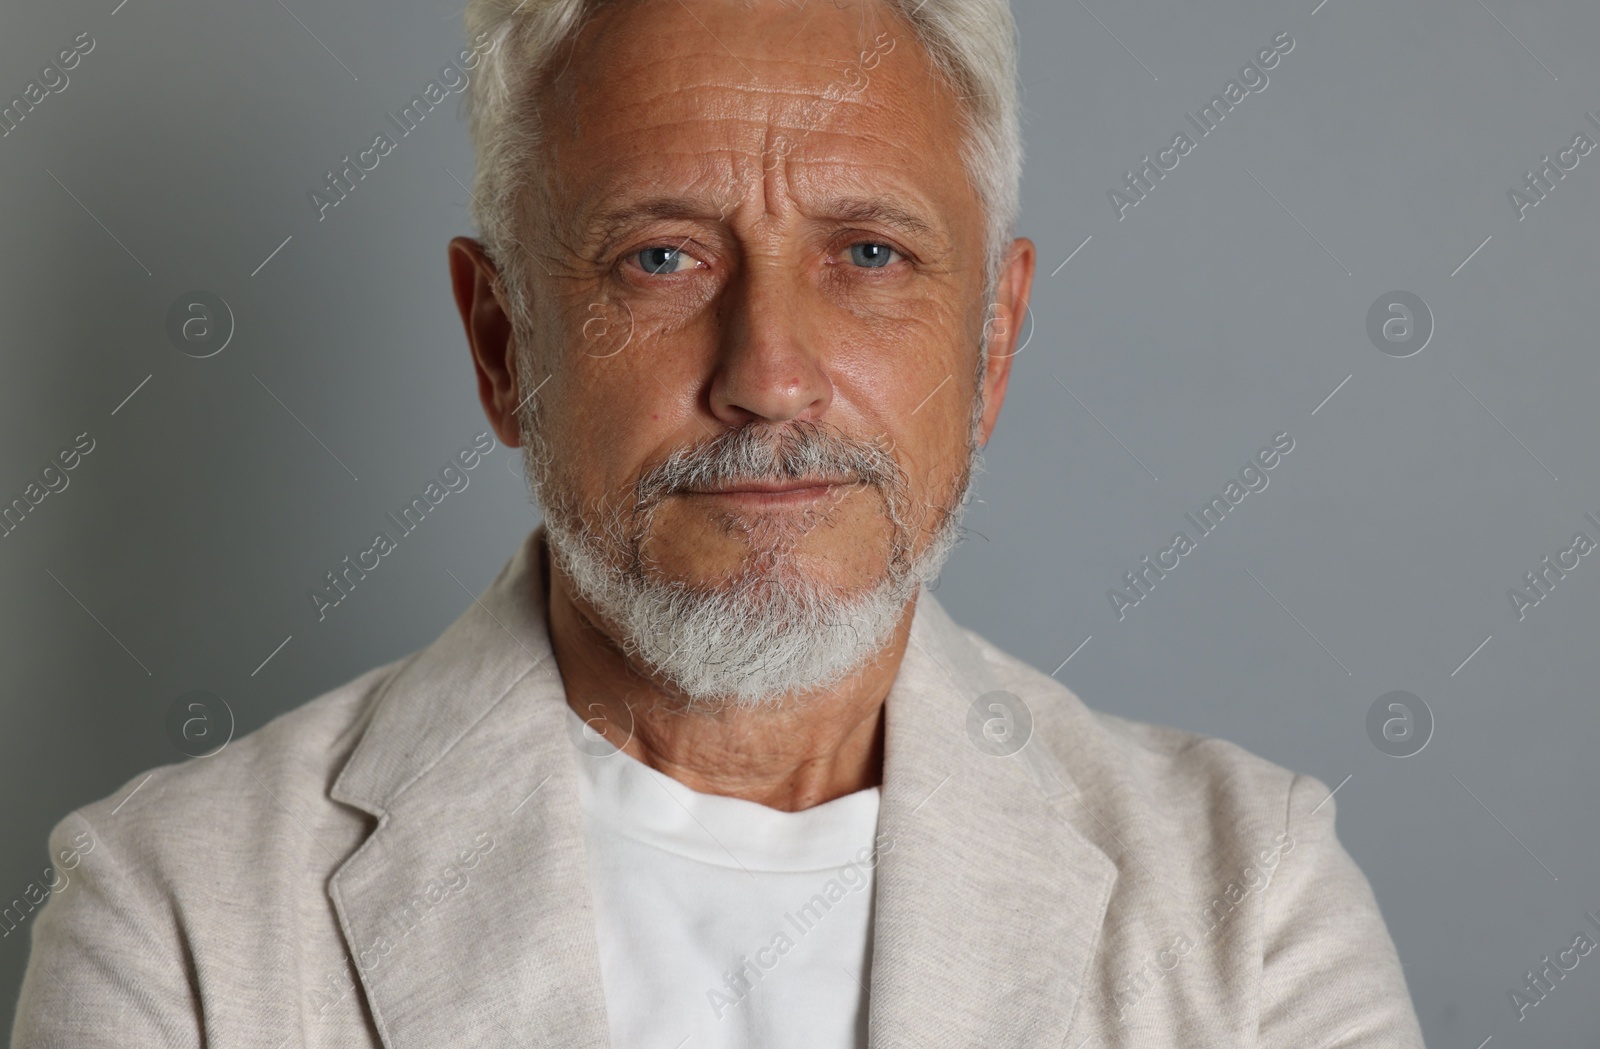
[8,806,204,1049]
[1255,773,1427,1049]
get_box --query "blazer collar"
[327,528,1117,1049]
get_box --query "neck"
[541,535,914,812]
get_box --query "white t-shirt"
[568,707,884,1049]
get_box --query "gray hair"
[460,0,1022,320]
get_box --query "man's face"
[512,0,1006,595]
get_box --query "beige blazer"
[10,528,1426,1048]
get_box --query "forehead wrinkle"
[585,97,938,214]
[566,147,957,260]
[568,30,868,101]
[789,125,955,191]
[550,50,969,260]
[556,14,946,174]
[581,82,881,143]
[562,145,757,248]
[563,25,911,122]
[781,131,963,243]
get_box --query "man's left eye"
[846,242,900,269]
[634,246,697,274]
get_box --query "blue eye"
[848,242,898,268]
[635,246,693,274]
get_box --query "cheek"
[833,307,976,467]
[540,329,704,505]
[532,365,626,498]
[835,296,963,387]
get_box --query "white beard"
[522,416,983,712]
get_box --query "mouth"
[680,477,855,506]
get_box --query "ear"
[977,237,1035,447]
[449,236,524,448]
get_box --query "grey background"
[3,0,1597,1043]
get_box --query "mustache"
[633,421,903,511]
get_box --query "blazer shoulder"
[41,655,411,883]
[961,625,1312,847]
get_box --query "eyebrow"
[585,197,725,251]
[583,192,944,254]
[813,195,940,241]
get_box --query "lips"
[684,477,852,496]
[684,479,864,505]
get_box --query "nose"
[707,255,833,427]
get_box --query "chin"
[650,501,899,589]
[661,532,893,598]
[547,511,920,708]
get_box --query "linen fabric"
[10,527,1427,1048]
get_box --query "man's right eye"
[633,246,697,275]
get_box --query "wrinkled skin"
[450,0,1034,810]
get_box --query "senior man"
[11,0,1426,1046]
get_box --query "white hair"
[460,0,1023,314]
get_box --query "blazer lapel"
[327,529,611,1049]
[868,591,1120,1048]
